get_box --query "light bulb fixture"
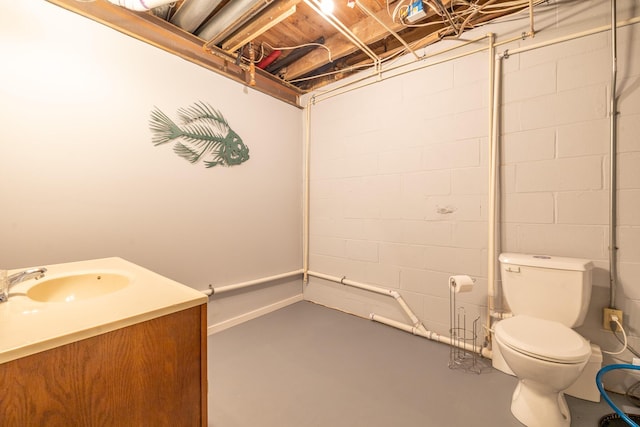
[346,0,355,8]
[320,0,334,14]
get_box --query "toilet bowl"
[495,315,592,427]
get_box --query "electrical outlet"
[603,307,623,330]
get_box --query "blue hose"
[596,364,640,427]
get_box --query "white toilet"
[494,253,594,427]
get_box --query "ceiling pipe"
[265,36,325,74]
[106,0,175,12]
[170,0,225,33]
[198,0,273,47]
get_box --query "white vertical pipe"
[486,33,497,344]
[303,99,312,283]
[609,0,618,309]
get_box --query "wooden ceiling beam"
[45,0,301,107]
[221,0,302,52]
[284,0,452,79]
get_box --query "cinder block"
[618,190,640,226]
[557,191,608,225]
[503,62,557,103]
[557,119,608,157]
[619,114,640,152]
[400,268,450,296]
[619,152,640,190]
[516,224,607,260]
[452,167,488,195]
[557,48,609,91]
[423,139,480,170]
[516,156,602,192]
[617,227,640,263]
[379,243,426,269]
[401,220,452,246]
[502,128,555,164]
[346,240,379,263]
[503,192,554,224]
[402,170,451,197]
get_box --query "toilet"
[494,253,594,427]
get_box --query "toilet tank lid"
[499,253,593,271]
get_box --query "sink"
[27,273,130,303]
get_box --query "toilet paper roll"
[449,275,474,293]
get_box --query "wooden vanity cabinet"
[0,304,207,426]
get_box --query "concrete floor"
[208,301,631,427]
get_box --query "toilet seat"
[495,315,591,364]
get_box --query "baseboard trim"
[207,294,304,335]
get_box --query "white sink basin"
[27,273,130,303]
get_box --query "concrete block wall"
[305,0,640,370]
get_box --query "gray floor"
[208,301,629,427]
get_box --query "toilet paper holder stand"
[448,275,483,374]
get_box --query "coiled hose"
[597,364,640,427]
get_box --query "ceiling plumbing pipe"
[609,0,618,309]
[203,269,304,296]
[170,0,225,33]
[266,37,326,74]
[106,0,175,11]
[199,0,273,47]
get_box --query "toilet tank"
[499,253,593,327]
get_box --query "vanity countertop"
[0,257,207,364]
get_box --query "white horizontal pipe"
[106,0,174,11]
[307,270,430,333]
[499,14,640,57]
[371,313,492,359]
[307,270,396,296]
[203,269,304,296]
[307,270,490,357]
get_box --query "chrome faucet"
[0,267,47,302]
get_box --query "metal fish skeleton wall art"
[149,102,249,168]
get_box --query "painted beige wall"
[0,0,303,328]
[303,0,640,380]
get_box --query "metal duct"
[197,0,272,46]
[106,0,175,11]
[170,0,224,33]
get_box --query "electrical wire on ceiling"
[290,0,543,86]
[385,0,546,34]
[263,41,333,63]
[287,36,414,83]
[235,41,334,67]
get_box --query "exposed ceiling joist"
[46,0,538,102]
[222,0,302,52]
[284,0,452,80]
[46,0,301,106]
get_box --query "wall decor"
[149,102,249,168]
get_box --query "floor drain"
[599,413,640,426]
